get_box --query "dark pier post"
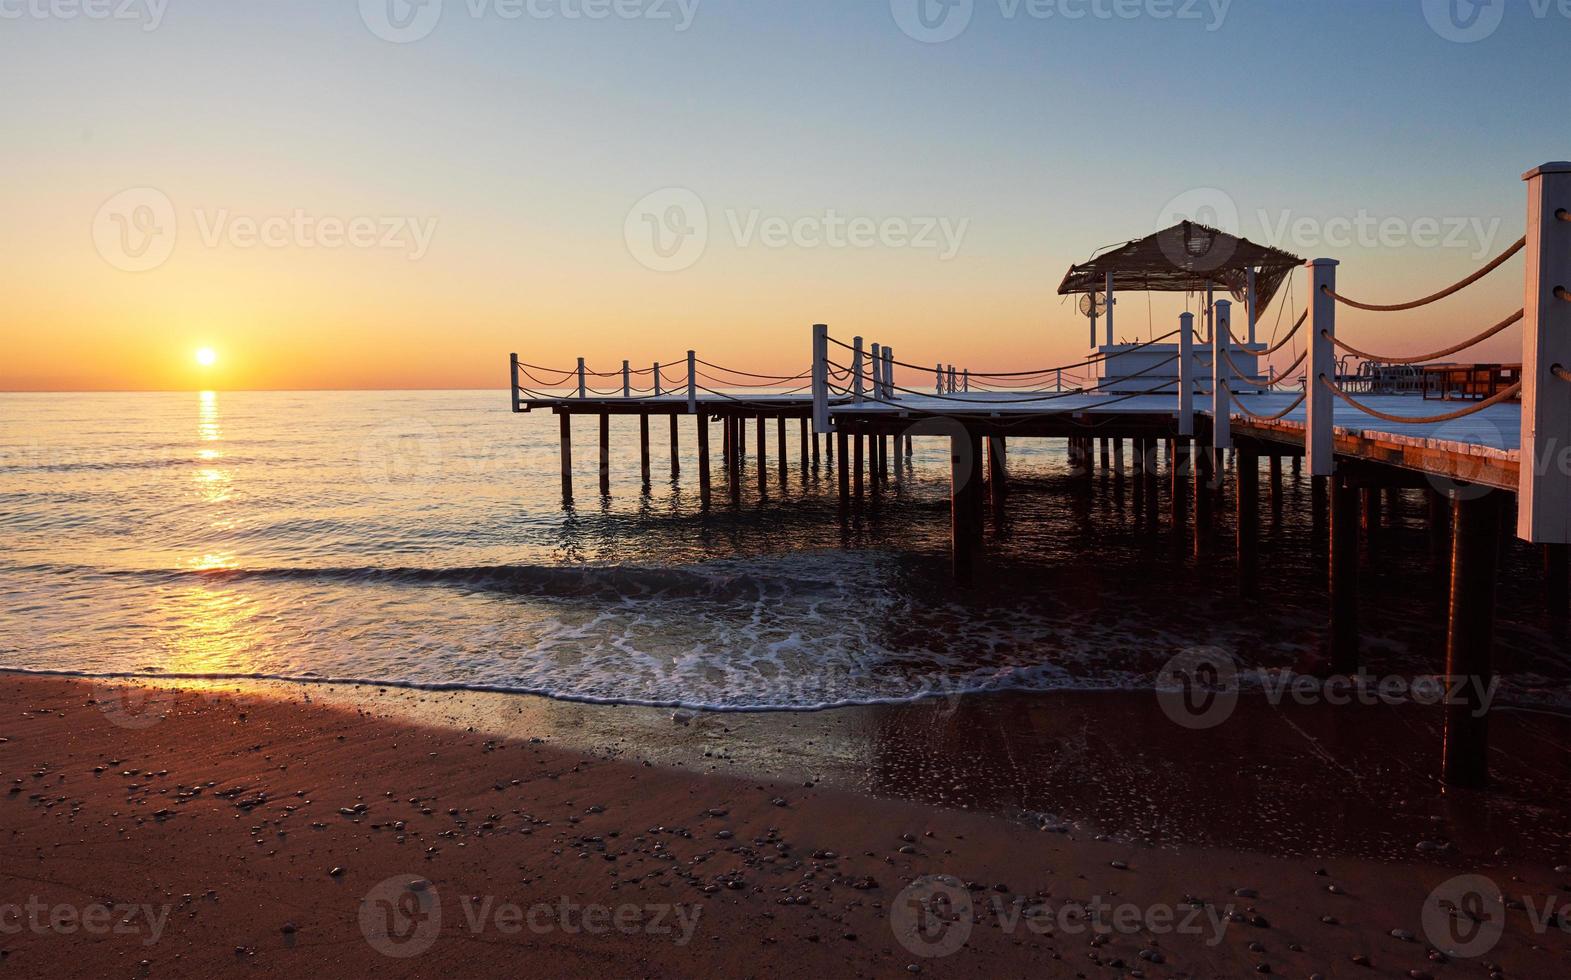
[853,429,865,504]
[1443,490,1503,787]
[777,416,788,486]
[1237,445,1260,594]
[905,435,913,460]
[1312,475,1329,533]
[1545,544,1569,629]
[988,436,1007,514]
[1293,455,1302,477]
[799,418,809,477]
[1100,438,1110,472]
[1268,454,1283,514]
[696,414,711,504]
[825,428,833,469]
[879,433,889,482]
[559,412,574,504]
[756,415,767,495]
[837,429,850,508]
[1193,428,1214,531]
[1172,437,1189,529]
[1361,488,1381,540]
[812,429,821,472]
[598,413,611,496]
[669,414,680,479]
[730,417,743,505]
[952,427,984,584]
[722,413,732,471]
[1330,473,1360,673]
[737,412,745,458]
[639,414,651,488]
[1113,437,1125,479]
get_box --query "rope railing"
[1226,388,1307,422]
[823,352,1180,406]
[1222,348,1307,389]
[1319,375,1522,425]
[1321,236,1526,312]
[830,329,1181,380]
[1227,311,1305,356]
[1554,365,1571,384]
[1324,308,1524,365]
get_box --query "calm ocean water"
[1,390,1566,712]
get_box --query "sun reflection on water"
[161,584,255,674]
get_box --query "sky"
[1,0,1567,391]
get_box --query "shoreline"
[3,675,1569,976]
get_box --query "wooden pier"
[511,163,1571,788]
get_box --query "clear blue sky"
[2,0,1566,387]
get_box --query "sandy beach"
[2,674,1567,978]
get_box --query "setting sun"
[195,347,218,367]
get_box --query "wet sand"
[3,674,1570,977]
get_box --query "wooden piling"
[1311,475,1329,533]
[1443,490,1502,787]
[1171,437,1189,527]
[696,414,711,503]
[879,434,889,481]
[599,413,611,496]
[756,415,767,494]
[559,412,574,504]
[952,428,984,584]
[639,414,651,488]
[1237,446,1259,593]
[777,416,788,485]
[812,430,821,472]
[799,418,809,476]
[1546,543,1569,628]
[669,414,680,479]
[854,430,865,503]
[1269,455,1283,511]
[1100,438,1110,472]
[1113,437,1125,478]
[728,417,742,505]
[1330,475,1360,673]
[988,436,1007,513]
[837,429,850,507]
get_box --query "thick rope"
[1222,348,1307,388]
[833,330,1180,379]
[1320,376,1522,425]
[1226,389,1307,422]
[1325,309,1523,365]
[826,353,1179,404]
[1552,365,1571,384]
[1322,236,1526,312]
[1228,311,1305,356]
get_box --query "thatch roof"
[1057,222,1303,312]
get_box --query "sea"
[2,389,1567,715]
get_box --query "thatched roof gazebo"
[1058,221,1304,348]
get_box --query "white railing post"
[1212,300,1232,450]
[1104,271,1116,348]
[687,350,697,414]
[577,357,587,399]
[852,337,865,405]
[1178,313,1194,436]
[1519,162,1571,543]
[884,347,895,400]
[812,324,829,432]
[870,343,882,403]
[935,362,943,396]
[1056,367,1062,392]
[622,360,631,398]
[962,369,970,393]
[1306,259,1340,477]
[510,353,521,412]
[1246,266,1259,347]
[654,362,662,397]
